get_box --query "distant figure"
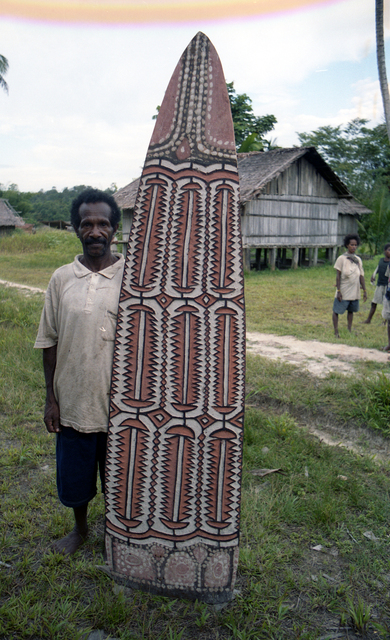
[381,262,390,351]
[364,243,390,324]
[332,234,367,338]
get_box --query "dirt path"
[246,331,389,377]
[247,331,390,463]
[2,278,389,460]
[1,278,388,377]
[0,279,46,294]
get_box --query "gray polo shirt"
[34,254,125,433]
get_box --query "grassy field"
[245,259,390,350]
[0,229,386,347]
[0,229,390,639]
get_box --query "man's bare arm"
[360,275,367,302]
[336,270,342,301]
[42,345,61,433]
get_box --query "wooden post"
[308,248,314,267]
[270,248,277,271]
[313,247,318,266]
[331,246,338,264]
[292,247,299,269]
[264,249,268,268]
[300,248,306,266]
[243,248,251,272]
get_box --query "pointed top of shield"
[148,32,236,165]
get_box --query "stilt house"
[114,147,370,269]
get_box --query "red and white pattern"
[105,32,245,603]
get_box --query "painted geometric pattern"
[105,32,245,603]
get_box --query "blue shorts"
[333,298,359,315]
[56,426,108,508]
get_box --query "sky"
[0,0,390,193]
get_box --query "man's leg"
[347,311,353,332]
[385,320,390,351]
[54,427,102,555]
[364,303,377,324]
[53,503,89,555]
[332,311,340,338]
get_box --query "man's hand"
[363,290,367,302]
[44,393,61,433]
[337,291,342,302]
[42,346,60,433]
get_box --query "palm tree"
[0,54,9,94]
[376,0,390,141]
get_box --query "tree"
[0,54,9,94]
[376,0,390,142]
[358,186,390,255]
[297,119,390,201]
[226,82,277,151]
[153,83,277,152]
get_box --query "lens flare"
[1,0,337,25]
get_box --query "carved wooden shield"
[105,31,245,604]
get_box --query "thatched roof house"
[238,147,349,202]
[0,199,25,235]
[114,147,370,269]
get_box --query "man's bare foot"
[383,345,390,352]
[52,526,88,556]
[334,332,340,338]
[363,319,371,324]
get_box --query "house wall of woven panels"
[241,157,355,249]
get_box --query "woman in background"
[332,234,367,338]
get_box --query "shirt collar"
[73,254,125,279]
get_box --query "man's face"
[75,202,117,259]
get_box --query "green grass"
[0,228,81,289]
[0,233,390,638]
[246,354,390,438]
[245,258,388,349]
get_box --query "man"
[34,188,124,555]
[364,243,390,324]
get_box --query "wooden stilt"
[292,247,299,269]
[270,248,276,271]
[243,248,251,272]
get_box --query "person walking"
[364,243,390,324]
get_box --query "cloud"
[0,0,387,191]
[273,77,384,147]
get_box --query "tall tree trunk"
[0,54,8,94]
[376,0,390,142]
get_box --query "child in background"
[364,243,390,324]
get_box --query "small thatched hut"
[114,147,370,269]
[0,199,25,236]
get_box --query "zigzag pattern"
[105,31,245,604]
